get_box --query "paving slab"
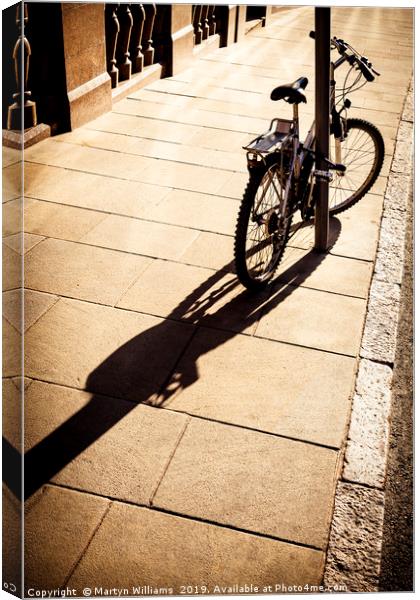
[117,260,266,335]
[4,232,45,255]
[24,198,108,242]
[143,188,239,235]
[115,96,267,134]
[27,139,236,196]
[25,380,188,503]
[2,163,21,203]
[274,245,372,299]
[159,327,355,448]
[25,238,152,306]
[3,242,21,291]
[291,194,384,262]
[153,418,339,549]
[2,146,21,168]
[87,111,250,152]
[25,485,110,591]
[255,284,366,357]
[178,231,234,271]
[25,161,169,219]
[130,87,276,120]
[24,138,150,178]
[25,297,194,402]
[81,214,200,261]
[3,198,21,236]
[69,502,325,591]
[3,288,58,333]
[216,171,249,200]
[2,318,20,378]
[58,128,246,173]
[2,378,21,449]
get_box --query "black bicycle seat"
[270,76,308,104]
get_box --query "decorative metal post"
[209,6,217,36]
[129,4,146,73]
[314,7,330,251]
[7,3,37,131]
[142,3,156,67]
[201,5,210,41]
[105,4,120,88]
[192,5,203,45]
[116,4,133,81]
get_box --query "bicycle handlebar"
[309,30,380,81]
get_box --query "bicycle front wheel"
[234,162,292,291]
[329,118,385,215]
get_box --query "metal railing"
[192,5,217,45]
[105,3,158,88]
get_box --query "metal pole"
[314,7,330,251]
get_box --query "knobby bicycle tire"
[234,162,292,291]
[329,118,385,215]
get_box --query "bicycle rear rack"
[244,118,294,168]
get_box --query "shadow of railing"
[21,218,341,499]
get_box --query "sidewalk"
[3,6,413,593]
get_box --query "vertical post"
[130,4,146,74]
[105,4,120,88]
[7,3,37,131]
[192,5,203,45]
[314,7,330,251]
[201,5,210,41]
[142,3,157,66]
[208,6,216,36]
[116,4,133,81]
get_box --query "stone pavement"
[2,6,413,594]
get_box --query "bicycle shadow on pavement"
[23,217,342,500]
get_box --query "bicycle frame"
[243,53,350,223]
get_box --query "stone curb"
[323,80,413,592]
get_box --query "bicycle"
[234,32,385,291]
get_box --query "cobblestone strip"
[324,80,413,592]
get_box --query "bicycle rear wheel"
[329,118,385,215]
[234,162,292,291]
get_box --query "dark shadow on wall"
[15,219,342,499]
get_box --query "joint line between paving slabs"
[47,481,324,553]
[61,499,113,589]
[148,416,191,507]
[23,193,238,237]
[24,159,243,202]
[25,373,342,453]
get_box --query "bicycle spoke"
[243,165,289,280]
[329,120,381,211]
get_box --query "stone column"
[217,5,246,47]
[61,3,112,130]
[165,4,194,76]
[236,6,247,41]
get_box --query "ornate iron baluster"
[208,5,216,36]
[105,3,120,88]
[129,4,145,73]
[201,5,210,41]
[192,5,203,45]
[142,3,156,67]
[7,3,37,130]
[116,4,133,81]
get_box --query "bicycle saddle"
[270,76,308,104]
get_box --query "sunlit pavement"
[2,6,413,593]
